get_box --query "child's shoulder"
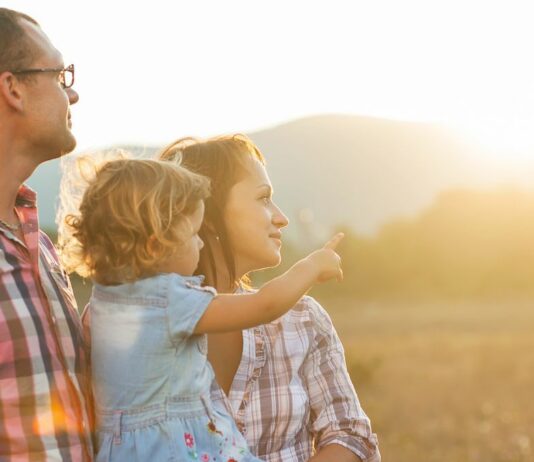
[92,275,168,306]
[168,274,217,304]
[91,273,217,307]
[91,273,209,306]
[181,275,217,296]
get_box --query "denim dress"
[89,273,263,462]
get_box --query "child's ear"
[146,235,161,257]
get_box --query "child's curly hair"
[62,158,210,285]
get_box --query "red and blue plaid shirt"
[0,185,93,461]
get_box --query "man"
[0,8,92,461]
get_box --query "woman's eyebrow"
[256,184,273,192]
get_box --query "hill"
[28,114,532,237]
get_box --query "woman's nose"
[272,204,289,228]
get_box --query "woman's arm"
[303,298,381,462]
[194,234,343,334]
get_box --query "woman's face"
[223,157,289,276]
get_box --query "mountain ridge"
[27,114,533,239]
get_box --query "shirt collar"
[16,184,37,208]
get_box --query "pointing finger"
[323,232,344,251]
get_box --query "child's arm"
[193,233,344,334]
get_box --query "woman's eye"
[261,196,271,204]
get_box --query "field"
[73,278,534,461]
[320,296,534,462]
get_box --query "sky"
[4,0,534,162]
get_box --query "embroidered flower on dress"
[201,454,210,462]
[207,420,223,436]
[184,432,195,448]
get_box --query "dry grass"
[72,277,534,461]
[319,297,534,462]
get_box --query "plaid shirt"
[0,186,93,461]
[211,295,380,462]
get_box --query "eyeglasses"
[11,64,75,89]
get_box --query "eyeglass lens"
[61,66,74,89]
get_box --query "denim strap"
[112,411,123,445]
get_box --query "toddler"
[64,158,343,462]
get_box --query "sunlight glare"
[454,117,534,162]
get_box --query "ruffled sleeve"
[166,274,216,340]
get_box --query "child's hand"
[304,233,344,283]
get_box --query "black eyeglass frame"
[11,64,75,89]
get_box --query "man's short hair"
[0,8,40,74]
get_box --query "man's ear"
[0,72,25,112]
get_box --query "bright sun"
[454,117,534,162]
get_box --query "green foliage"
[255,188,534,300]
[42,228,58,242]
[347,356,383,386]
[66,187,534,306]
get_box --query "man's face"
[19,20,79,161]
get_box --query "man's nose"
[67,88,79,105]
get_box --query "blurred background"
[5,0,534,460]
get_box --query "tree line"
[256,188,534,300]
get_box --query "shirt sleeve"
[302,297,381,462]
[166,276,216,340]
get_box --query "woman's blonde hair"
[61,157,210,285]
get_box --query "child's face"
[158,201,205,276]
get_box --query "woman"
[158,135,380,462]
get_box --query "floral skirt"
[95,396,263,462]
